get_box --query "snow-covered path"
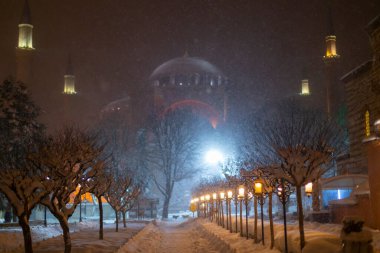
[119,220,228,253]
[156,221,219,253]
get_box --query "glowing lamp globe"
[227,190,233,199]
[254,179,264,195]
[305,182,313,197]
[238,185,245,199]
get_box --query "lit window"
[365,110,371,137]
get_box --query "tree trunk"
[268,192,274,249]
[58,217,71,253]
[162,196,170,219]
[296,185,305,250]
[97,196,103,240]
[115,209,119,232]
[18,213,33,253]
[254,196,258,242]
[12,207,17,222]
[122,211,127,228]
[312,181,320,212]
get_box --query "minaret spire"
[17,0,34,49]
[327,0,334,36]
[323,0,339,60]
[20,0,32,24]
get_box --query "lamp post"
[79,199,82,222]
[234,188,238,233]
[227,190,233,232]
[244,191,253,240]
[225,191,229,230]
[238,185,245,237]
[212,193,217,222]
[194,198,200,217]
[274,178,293,253]
[205,194,211,218]
[220,191,225,227]
[255,178,266,245]
[200,195,205,217]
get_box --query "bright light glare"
[205,149,224,165]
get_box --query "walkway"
[156,220,220,253]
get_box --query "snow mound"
[117,222,161,253]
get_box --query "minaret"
[16,0,35,85]
[63,56,77,95]
[323,0,340,117]
[299,67,311,96]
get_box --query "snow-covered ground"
[1,217,379,253]
[0,220,145,253]
[121,217,379,253]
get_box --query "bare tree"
[147,109,202,219]
[0,78,45,253]
[106,172,140,232]
[38,127,103,253]
[253,104,345,250]
[88,164,112,240]
[120,185,141,227]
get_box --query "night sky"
[0,0,379,128]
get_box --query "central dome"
[150,56,224,80]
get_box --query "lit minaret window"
[300,79,310,95]
[365,110,371,137]
[17,0,34,50]
[63,56,77,95]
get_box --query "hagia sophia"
[7,0,380,227]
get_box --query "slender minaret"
[323,0,340,117]
[61,55,78,126]
[16,0,34,85]
[299,67,311,96]
[63,55,76,95]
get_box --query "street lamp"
[200,195,205,217]
[227,190,233,232]
[205,194,211,218]
[254,178,266,245]
[220,191,225,228]
[274,178,293,253]
[212,193,217,221]
[238,185,245,237]
[194,197,200,217]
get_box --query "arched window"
[365,109,371,137]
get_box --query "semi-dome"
[150,56,227,87]
[100,97,130,115]
[150,56,224,79]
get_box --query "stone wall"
[330,194,375,228]
[341,15,380,174]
